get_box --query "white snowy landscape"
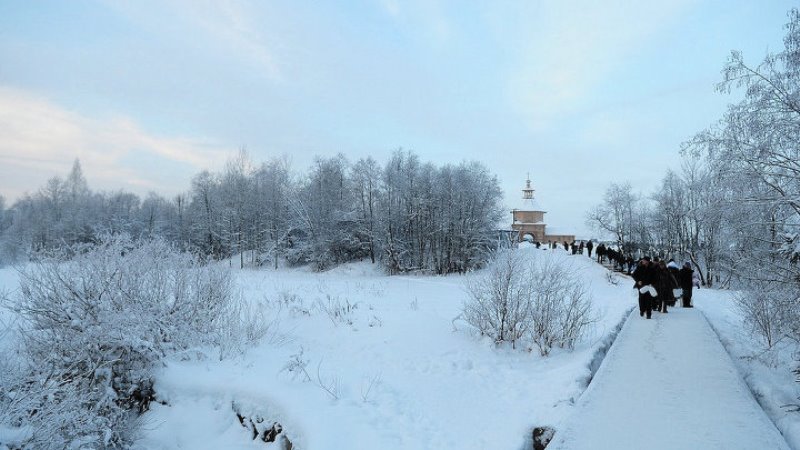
[1,244,798,449]
[3,2,800,449]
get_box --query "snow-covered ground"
[696,289,800,449]
[549,307,789,449]
[137,247,634,449]
[1,248,798,449]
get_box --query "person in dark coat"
[679,262,694,307]
[587,240,594,258]
[611,249,622,271]
[667,259,681,307]
[607,248,616,266]
[654,260,678,312]
[597,243,606,263]
[632,257,655,319]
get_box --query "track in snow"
[549,307,791,450]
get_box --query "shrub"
[1,235,234,449]
[463,250,595,355]
[735,280,798,349]
[464,250,533,347]
[528,257,595,355]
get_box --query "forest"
[0,149,505,275]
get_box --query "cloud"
[509,0,696,129]
[104,0,283,80]
[0,86,233,200]
[377,0,454,46]
[380,0,401,18]
[180,0,283,80]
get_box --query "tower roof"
[514,174,546,212]
[515,197,545,212]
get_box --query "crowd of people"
[632,256,696,319]
[536,240,636,272]
[532,238,700,320]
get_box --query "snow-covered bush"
[527,257,595,356]
[1,236,234,449]
[464,250,533,347]
[735,281,798,349]
[463,250,595,355]
[314,295,360,327]
[217,297,280,361]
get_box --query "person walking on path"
[679,262,695,307]
[633,257,656,319]
[653,261,667,313]
[654,260,675,313]
[667,259,681,307]
[586,240,594,258]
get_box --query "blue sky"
[0,0,796,236]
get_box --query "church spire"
[522,174,535,200]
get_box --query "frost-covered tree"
[586,182,643,252]
[188,170,224,259]
[429,161,504,274]
[351,157,383,264]
[97,190,140,236]
[381,149,421,273]
[0,150,504,273]
[252,157,293,268]
[62,159,94,244]
[219,149,255,268]
[650,170,686,256]
[677,8,800,344]
[0,194,8,263]
[289,154,367,270]
[645,157,727,286]
[381,150,503,274]
[138,192,174,240]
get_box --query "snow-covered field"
[1,247,798,449]
[136,246,634,450]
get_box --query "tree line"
[0,149,505,274]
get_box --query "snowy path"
[549,307,791,450]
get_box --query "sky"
[0,0,797,237]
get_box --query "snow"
[135,248,634,450]
[696,289,800,449]
[0,424,32,448]
[549,306,790,449]
[1,252,798,449]
[0,266,19,353]
[513,197,546,212]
